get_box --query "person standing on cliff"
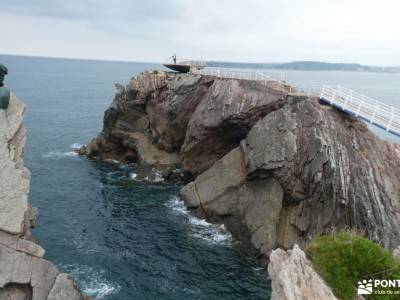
[172,54,177,64]
[0,64,10,110]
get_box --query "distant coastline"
[2,54,399,73]
[207,61,400,73]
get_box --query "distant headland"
[207,60,400,73]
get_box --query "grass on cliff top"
[307,231,400,300]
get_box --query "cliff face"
[82,70,400,259]
[81,71,287,177]
[0,94,85,299]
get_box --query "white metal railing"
[191,67,285,88]
[320,85,400,136]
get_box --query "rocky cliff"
[268,245,337,300]
[0,94,85,299]
[82,70,400,261]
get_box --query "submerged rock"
[0,94,85,299]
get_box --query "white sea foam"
[42,151,78,158]
[166,196,189,215]
[166,197,233,245]
[191,224,233,245]
[129,173,138,180]
[188,217,210,227]
[103,159,121,164]
[70,143,82,150]
[61,264,120,299]
[144,170,164,183]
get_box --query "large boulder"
[180,146,284,256]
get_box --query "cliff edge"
[82,70,400,255]
[0,94,85,299]
[81,70,400,297]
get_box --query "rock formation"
[268,245,337,300]
[82,70,400,262]
[0,94,85,299]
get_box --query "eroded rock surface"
[268,245,337,300]
[0,95,85,299]
[83,70,400,258]
[183,95,400,258]
[81,71,287,177]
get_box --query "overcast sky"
[1,0,400,65]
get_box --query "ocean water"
[2,54,400,300]
[0,55,269,300]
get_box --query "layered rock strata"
[0,94,85,299]
[82,70,400,260]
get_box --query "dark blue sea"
[0,55,269,300]
[2,54,400,300]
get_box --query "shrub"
[307,231,400,300]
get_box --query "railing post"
[355,95,364,117]
[370,101,379,124]
[342,88,350,111]
[387,107,395,131]
[331,87,336,105]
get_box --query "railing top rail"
[196,66,286,83]
[321,85,400,115]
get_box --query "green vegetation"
[307,232,400,300]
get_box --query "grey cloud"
[0,0,187,22]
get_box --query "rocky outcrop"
[0,94,85,299]
[268,245,337,300]
[80,70,287,177]
[182,95,400,259]
[82,70,400,258]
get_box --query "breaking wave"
[70,143,82,150]
[61,264,120,300]
[166,196,232,245]
[42,151,78,158]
